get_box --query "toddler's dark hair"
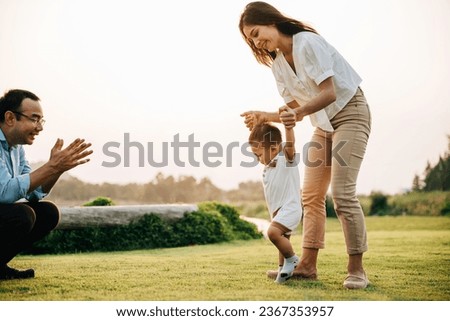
[249,123,282,148]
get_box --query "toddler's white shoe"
[275,255,299,284]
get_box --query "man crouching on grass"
[0,89,92,280]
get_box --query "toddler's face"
[251,144,279,166]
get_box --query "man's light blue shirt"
[0,128,46,203]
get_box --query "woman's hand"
[240,111,268,130]
[279,105,297,129]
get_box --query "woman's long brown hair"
[239,1,317,67]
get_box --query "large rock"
[57,204,198,229]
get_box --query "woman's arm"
[279,76,336,128]
[241,76,335,130]
[295,76,336,120]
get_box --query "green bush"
[84,196,114,206]
[29,202,262,254]
[172,211,232,245]
[369,192,390,215]
[198,202,262,240]
[325,195,337,218]
[389,191,450,216]
[441,199,450,216]
[232,192,449,218]
[31,214,174,253]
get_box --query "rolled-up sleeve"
[26,187,47,202]
[0,146,46,203]
[302,34,335,85]
[0,166,30,203]
[19,148,47,202]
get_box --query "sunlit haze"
[1,0,449,194]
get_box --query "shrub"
[84,196,114,206]
[389,191,450,216]
[30,214,174,253]
[29,202,262,254]
[124,214,177,249]
[198,202,262,240]
[172,211,232,245]
[369,192,390,215]
[325,195,337,218]
[441,199,450,216]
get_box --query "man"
[0,89,92,280]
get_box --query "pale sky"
[1,0,449,195]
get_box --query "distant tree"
[152,173,177,202]
[424,161,432,179]
[197,177,224,201]
[423,156,449,191]
[225,180,265,202]
[412,174,423,192]
[140,172,225,203]
[423,136,450,191]
[414,135,450,192]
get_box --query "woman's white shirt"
[272,31,362,132]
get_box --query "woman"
[239,1,371,289]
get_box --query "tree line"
[42,135,450,206]
[46,172,265,205]
[412,135,450,192]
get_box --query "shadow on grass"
[285,280,327,289]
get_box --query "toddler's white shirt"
[262,151,302,231]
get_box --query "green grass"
[0,216,449,301]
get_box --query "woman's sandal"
[343,273,369,289]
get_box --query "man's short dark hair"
[0,89,40,122]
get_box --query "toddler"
[248,114,302,283]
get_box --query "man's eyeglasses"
[12,111,46,127]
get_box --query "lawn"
[0,216,449,301]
